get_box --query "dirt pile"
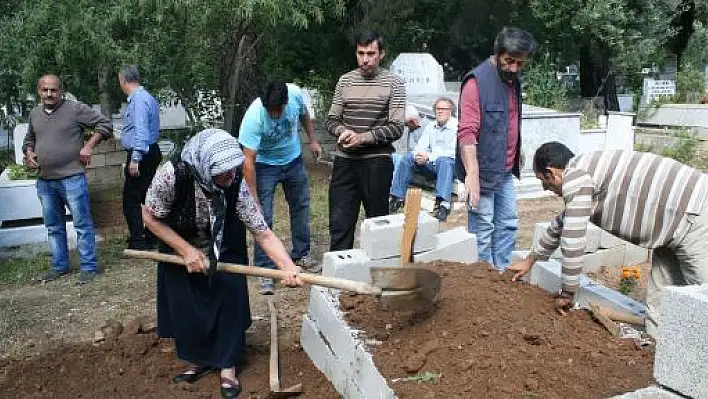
[341,261,655,399]
[0,321,337,398]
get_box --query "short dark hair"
[260,80,288,110]
[356,30,385,52]
[493,27,537,57]
[119,65,140,83]
[533,142,575,173]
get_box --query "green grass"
[0,233,127,286]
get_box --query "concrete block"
[322,249,406,284]
[581,246,627,273]
[0,222,77,247]
[104,150,126,166]
[599,230,627,249]
[88,153,106,168]
[413,227,477,263]
[576,277,647,318]
[300,314,367,398]
[305,288,396,399]
[528,259,562,293]
[611,386,684,398]
[322,249,372,283]
[655,284,708,399]
[360,212,438,260]
[91,165,123,185]
[624,243,649,265]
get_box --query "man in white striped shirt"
[509,141,708,335]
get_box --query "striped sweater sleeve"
[533,211,564,260]
[325,76,346,137]
[559,169,595,293]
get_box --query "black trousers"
[328,156,393,251]
[123,143,162,246]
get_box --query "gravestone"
[390,53,446,95]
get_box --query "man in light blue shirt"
[240,80,322,294]
[389,97,458,221]
[118,65,162,250]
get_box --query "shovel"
[123,249,441,311]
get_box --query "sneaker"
[295,255,322,273]
[434,202,451,222]
[258,277,275,295]
[38,269,69,283]
[389,196,404,214]
[76,271,98,285]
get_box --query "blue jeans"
[467,172,518,270]
[253,156,311,270]
[36,174,98,272]
[390,153,455,201]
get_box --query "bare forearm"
[460,144,479,177]
[303,117,317,142]
[254,229,295,270]
[142,205,192,256]
[85,132,103,150]
[243,161,258,201]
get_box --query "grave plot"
[341,262,655,399]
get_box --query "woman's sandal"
[172,365,215,384]
[220,376,242,398]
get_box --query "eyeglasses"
[435,107,452,111]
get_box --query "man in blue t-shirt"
[240,80,322,294]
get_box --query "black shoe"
[220,376,242,398]
[76,271,98,285]
[38,270,69,283]
[172,366,216,384]
[434,204,451,222]
[389,196,404,214]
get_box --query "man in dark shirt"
[23,74,113,284]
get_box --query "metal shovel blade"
[370,266,442,311]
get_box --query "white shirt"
[414,117,458,162]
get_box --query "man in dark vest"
[457,27,536,271]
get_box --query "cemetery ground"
[0,161,648,397]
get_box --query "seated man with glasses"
[389,97,458,221]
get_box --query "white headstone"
[390,53,445,95]
[642,78,676,105]
[13,123,28,165]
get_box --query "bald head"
[37,75,63,110]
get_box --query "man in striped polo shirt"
[510,142,708,336]
[325,31,406,250]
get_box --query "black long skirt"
[156,209,251,369]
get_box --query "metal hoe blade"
[370,266,442,311]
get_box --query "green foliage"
[400,371,442,384]
[6,163,38,180]
[522,51,568,111]
[634,142,654,153]
[661,129,703,168]
[675,65,706,103]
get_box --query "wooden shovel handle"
[123,249,382,295]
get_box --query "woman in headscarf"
[142,128,302,398]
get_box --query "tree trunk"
[97,65,112,118]
[220,30,260,136]
[668,0,696,70]
[579,44,597,98]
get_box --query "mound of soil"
[341,262,654,399]
[0,331,337,398]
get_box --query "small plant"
[6,163,38,180]
[522,51,568,111]
[634,143,654,153]
[661,129,701,168]
[399,371,441,384]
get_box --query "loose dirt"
[341,261,655,399]
[0,328,337,398]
